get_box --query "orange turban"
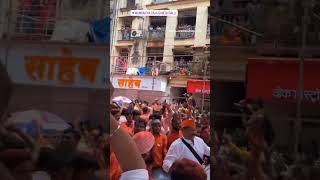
[133,131,155,154]
[181,119,196,129]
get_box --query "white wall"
[163,16,177,64]
[194,6,209,47]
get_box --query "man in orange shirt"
[167,114,182,150]
[120,109,134,136]
[150,119,168,179]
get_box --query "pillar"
[194,6,208,47]
[163,15,178,65]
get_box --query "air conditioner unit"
[160,63,171,72]
[131,30,143,38]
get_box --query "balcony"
[1,0,108,43]
[112,56,152,75]
[113,56,129,74]
[170,60,209,78]
[117,29,133,41]
[118,28,144,41]
[175,25,195,40]
[148,27,165,40]
[10,2,58,41]
[112,54,210,77]
[120,0,137,11]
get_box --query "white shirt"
[163,136,210,173]
[120,169,149,180]
[119,115,127,124]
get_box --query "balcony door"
[149,17,166,40]
[176,8,197,40]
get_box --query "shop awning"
[246,57,320,103]
[187,80,210,94]
[169,77,188,87]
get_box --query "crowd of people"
[213,99,320,180]
[176,24,195,39]
[149,26,166,39]
[120,26,132,40]
[0,62,109,180]
[110,94,211,180]
[0,114,108,180]
[172,57,193,76]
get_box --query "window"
[127,0,136,9]
[176,9,197,40]
[14,0,58,39]
[149,17,166,40]
[118,17,133,40]
[9,0,108,42]
[114,48,130,73]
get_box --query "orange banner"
[25,56,100,85]
[117,78,142,89]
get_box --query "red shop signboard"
[187,80,210,94]
[246,58,320,103]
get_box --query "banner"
[187,80,210,94]
[111,75,167,92]
[3,45,107,89]
[247,58,320,103]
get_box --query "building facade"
[111,0,210,109]
[212,0,320,151]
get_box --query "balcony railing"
[120,1,137,10]
[11,2,58,41]
[117,29,144,41]
[117,29,132,41]
[0,0,108,42]
[175,25,195,40]
[111,55,210,77]
[171,59,210,77]
[148,27,165,40]
[113,56,129,74]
